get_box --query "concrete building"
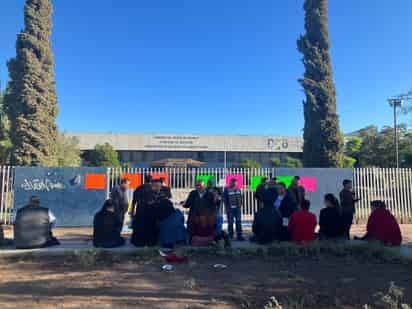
[68,132,303,167]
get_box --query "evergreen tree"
[297,0,344,167]
[0,86,12,164]
[4,0,58,166]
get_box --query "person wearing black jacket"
[339,179,359,240]
[93,200,125,248]
[263,178,279,208]
[160,177,172,199]
[183,180,215,228]
[131,179,167,247]
[251,203,282,244]
[254,178,268,209]
[131,175,152,216]
[274,182,297,241]
[319,194,344,240]
[288,176,306,210]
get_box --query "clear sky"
[1,0,412,136]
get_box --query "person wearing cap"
[14,196,60,249]
[93,199,126,248]
[355,200,402,246]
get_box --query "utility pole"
[388,98,403,168]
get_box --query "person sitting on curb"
[288,199,317,244]
[355,200,402,246]
[251,198,282,244]
[93,199,126,248]
[319,194,343,241]
[157,199,187,249]
[14,196,60,249]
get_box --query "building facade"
[69,132,304,167]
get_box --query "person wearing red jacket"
[288,199,317,244]
[355,200,402,246]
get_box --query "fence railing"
[353,168,412,223]
[0,166,15,225]
[1,167,411,225]
[107,167,274,221]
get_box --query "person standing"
[110,178,130,229]
[255,177,268,209]
[131,175,152,217]
[288,176,306,210]
[160,177,172,199]
[263,177,278,208]
[183,180,215,233]
[206,180,224,233]
[224,178,244,241]
[274,182,296,241]
[131,179,167,247]
[339,179,359,240]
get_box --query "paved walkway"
[1,238,412,259]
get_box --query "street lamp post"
[388,98,403,168]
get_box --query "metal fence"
[1,167,411,225]
[107,167,274,221]
[0,166,15,225]
[353,168,412,223]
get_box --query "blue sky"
[1,0,412,136]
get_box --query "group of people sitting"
[252,177,402,246]
[8,176,402,250]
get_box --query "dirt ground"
[1,225,411,308]
[0,252,411,309]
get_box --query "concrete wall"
[276,168,353,217]
[14,167,107,227]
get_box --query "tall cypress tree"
[4,0,58,166]
[297,0,343,167]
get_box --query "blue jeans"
[227,207,242,238]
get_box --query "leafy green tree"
[342,155,356,168]
[343,137,363,167]
[348,125,412,167]
[297,0,344,167]
[240,159,261,168]
[56,133,81,166]
[4,0,58,166]
[270,157,281,167]
[401,144,412,167]
[86,143,120,167]
[283,156,303,168]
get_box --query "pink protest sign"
[300,177,317,192]
[225,174,244,188]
